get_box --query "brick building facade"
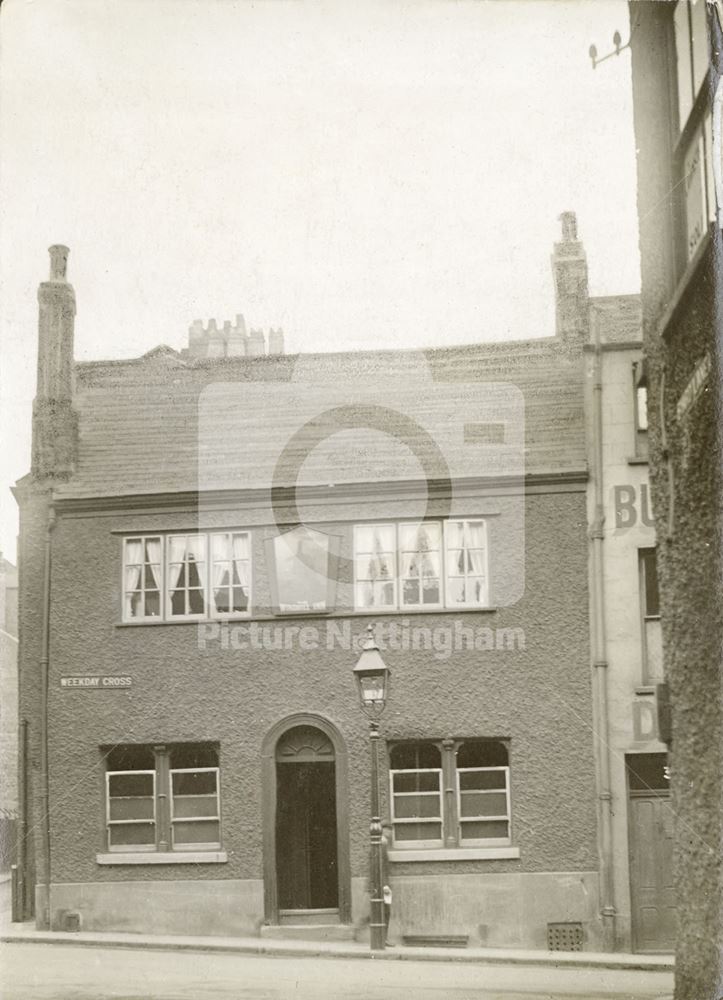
[14,218,658,951]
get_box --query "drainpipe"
[589,311,616,951]
[38,506,55,929]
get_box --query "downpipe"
[589,313,617,951]
[37,506,55,928]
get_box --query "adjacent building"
[628,1,722,995]
[0,556,18,872]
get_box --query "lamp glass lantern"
[353,628,390,717]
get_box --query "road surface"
[0,941,673,1000]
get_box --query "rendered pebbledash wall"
[44,488,598,947]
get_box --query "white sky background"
[0,0,639,561]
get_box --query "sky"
[0,0,640,561]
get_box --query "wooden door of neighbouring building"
[627,754,676,953]
[275,726,339,919]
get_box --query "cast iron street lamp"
[352,623,391,951]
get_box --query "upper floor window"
[674,1,715,262]
[633,360,649,460]
[122,531,251,622]
[389,739,511,851]
[353,520,489,612]
[105,743,221,854]
[639,547,663,684]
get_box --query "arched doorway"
[261,714,351,925]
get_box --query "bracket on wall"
[589,31,631,70]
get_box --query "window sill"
[388,846,520,862]
[96,851,227,865]
[626,456,649,466]
[114,607,499,628]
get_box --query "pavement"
[1,919,674,972]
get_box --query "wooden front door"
[275,726,339,915]
[627,754,676,953]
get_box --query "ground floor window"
[389,738,511,851]
[104,743,220,853]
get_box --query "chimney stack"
[186,315,285,357]
[32,245,78,479]
[268,327,285,355]
[551,211,589,342]
[247,329,266,356]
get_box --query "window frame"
[443,519,490,609]
[105,768,157,853]
[639,547,663,686]
[103,745,222,856]
[388,738,512,854]
[122,534,164,623]
[352,519,490,613]
[455,764,512,848]
[121,531,252,624]
[169,765,222,852]
[672,1,715,267]
[389,765,444,849]
[352,523,398,612]
[632,361,649,460]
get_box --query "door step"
[261,923,356,942]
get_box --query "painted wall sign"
[613,483,655,529]
[632,698,660,742]
[60,676,132,689]
[676,352,711,421]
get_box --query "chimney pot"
[49,245,69,282]
[559,211,577,242]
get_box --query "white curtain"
[145,538,162,590]
[232,533,249,588]
[466,522,486,575]
[124,540,143,592]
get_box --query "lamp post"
[352,623,391,952]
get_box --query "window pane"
[684,129,708,260]
[106,746,155,770]
[691,0,708,97]
[457,741,508,768]
[459,820,509,841]
[211,533,230,561]
[675,0,694,126]
[390,743,441,769]
[172,770,218,796]
[109,797,155,821]
[645,618,664,682]
[459,769,507,791]
[459,791,508,818]
[109,823,156,847]
[355,581,374,609]
[172,795,219,819]
[173,820,220,846]
[393,795,441,819]
[171,745,218,769]
[636,386,649,432]
[393,822,442,843]
[402,579,420,605]
[446,522,464,546]
[392,771,441,793]
[640,549,660,617]
[109,772,154,797]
